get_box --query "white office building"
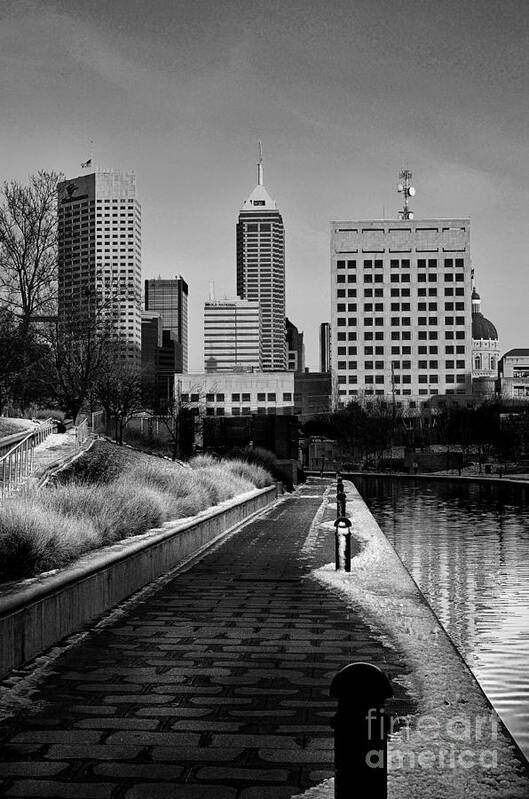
[204,298,262,372]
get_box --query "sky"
[1,0,528,370]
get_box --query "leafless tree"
[94,358,143,444]
[0,170,62,336]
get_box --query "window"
[231,393,240,402]
[190,393,199,403]
[242,393,250,402]
[206,393,214,402]
[181,394,189,403]
[337,274,345,283]
[232,407,240,416]
[257,392,266,401]
[283,392,292,401]
[348,361,357,369]
[267,393,276,401]
[216,407,225,416]
[365,361,374,369]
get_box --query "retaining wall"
[0,484,279,678]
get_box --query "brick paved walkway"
[0,479,414,798]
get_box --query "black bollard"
[334,516,352,570]
[330,662,393,799]
[336,490,347,519]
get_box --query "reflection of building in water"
[378,482,524,661]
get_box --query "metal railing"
[0,419,57,500]
[75,418,89,448]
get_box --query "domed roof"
[472,312,498,340]
[472,287,481,301]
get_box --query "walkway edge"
[0,484,279,678]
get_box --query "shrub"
[0,440,275,583]
[0,498,99,582]
[225,458,272,489]
[229,446,294,491]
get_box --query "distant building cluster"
[56,157,523,429]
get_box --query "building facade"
[330,218,473,406]
[177,372,295,416]
[498,349,529,400]
[319,322,331,373]
[236,149,286,371]
[294,371,332,422]
[286,318,305,372]
[144,276,188,373]
[58,170,142,364]
[204,298,262,372]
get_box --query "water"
[353,476,529,759]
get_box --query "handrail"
[0,418,58,500]
[75,418,89,448]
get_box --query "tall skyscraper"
[319,322,331,373]
[144,276,188,372]
[204,298,262,372]
[330,173,473,406]
[57,170,142,363]
[236,145,286,371]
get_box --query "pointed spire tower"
[236,143,286,371]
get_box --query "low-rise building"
[498,349,529,400]
[176,372,295,416]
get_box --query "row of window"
[337,288,465,298]
[336,273,465,284]
[181,392,292,403]
[337,316,466,327]
[336,258,465,269]
[336,331,467,341]
[337,345,465,355]
[337,302,465,312]
[337,375,466,385]
[337,359,466,370]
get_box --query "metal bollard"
[334,516,352,571]
[336,490,347,519]
[330,662,393,799]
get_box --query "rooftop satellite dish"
[408,186,416,197]
[397,183,404,192]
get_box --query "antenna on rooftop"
[257,141,264,186]
[397,169,415,219]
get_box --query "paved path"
[0,479,414,798]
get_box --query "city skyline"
[2,0,528,371]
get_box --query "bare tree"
[39,302,114,423]
[0,171,62,336]
[94,359,143,444]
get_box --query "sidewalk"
[0,479,413,798]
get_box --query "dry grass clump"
[0,441,274,582]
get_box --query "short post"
[330,662,393,799]
[336,490,347,518]
[334,516,352,571]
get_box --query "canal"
[352,475,529,760]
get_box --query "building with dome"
[471,285,500,398]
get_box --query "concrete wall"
[0,485,278,679]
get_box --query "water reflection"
[353,476,529,758]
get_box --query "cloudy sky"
[2,0,528,369]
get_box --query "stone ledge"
[0,484,279,678]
